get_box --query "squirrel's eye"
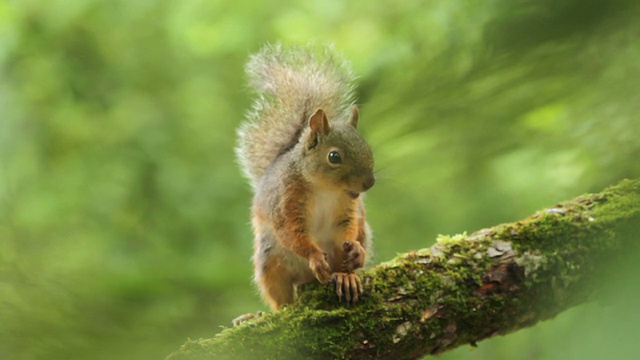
[328,150,342,164]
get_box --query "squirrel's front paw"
[343,241,365,272]
[309,252,332,283]
[332,272,363,303]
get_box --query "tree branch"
[167,179,640,360]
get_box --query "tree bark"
[167,179,640,360]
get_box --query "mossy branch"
[167,179,640,360]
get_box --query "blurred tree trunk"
[167,179,640,360]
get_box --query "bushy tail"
[236,44,356,188]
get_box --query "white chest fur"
[309,188,342,252]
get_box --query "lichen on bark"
[166,179,640,360]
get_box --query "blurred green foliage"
[1,0,639,359]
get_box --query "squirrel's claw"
[232,311,264,327]
[333,273,344,301]
[333,272,362,304]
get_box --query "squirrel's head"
[301,107,375,198]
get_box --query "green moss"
[436,232,468,245]
[167,179,640,360]
[515,252,546,277]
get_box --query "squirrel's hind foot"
[232,311,264,327]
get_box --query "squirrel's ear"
[308,108,331,135]
[348,106,359,129]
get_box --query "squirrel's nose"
[362,175,375,191]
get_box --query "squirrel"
[235,44,376,314]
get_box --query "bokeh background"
[1,0,639,359]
